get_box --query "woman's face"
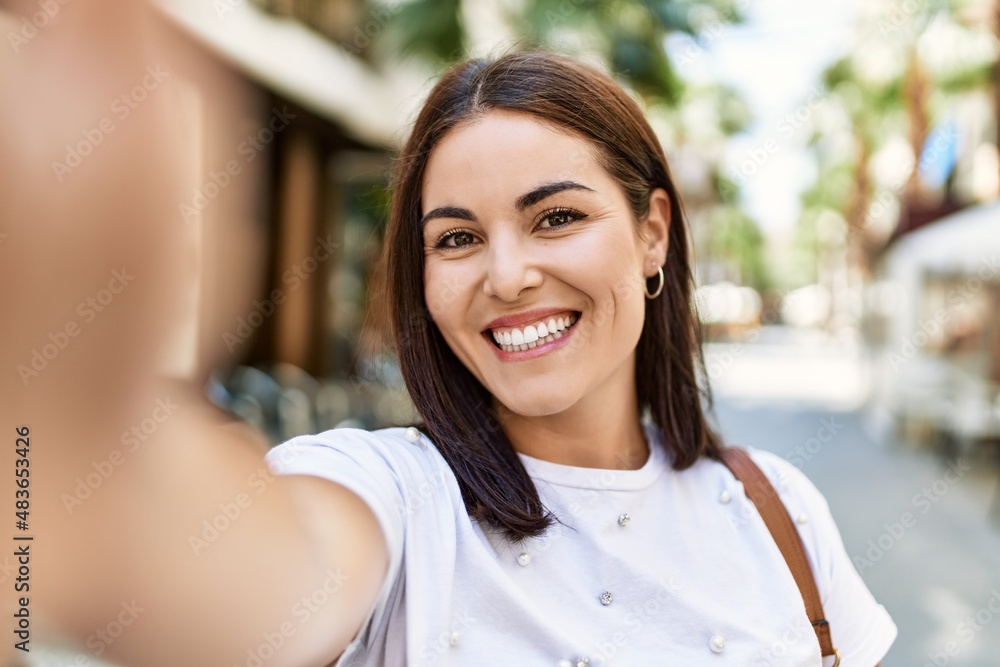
[420,109,668,419]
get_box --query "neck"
[496,355,650,471]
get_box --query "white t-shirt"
[263,421,896,667]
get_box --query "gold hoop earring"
[644,266,664,299]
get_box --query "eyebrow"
[419,180,596,229]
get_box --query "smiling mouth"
[484,312,581,352]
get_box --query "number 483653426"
[15,427,30,526]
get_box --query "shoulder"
[714,447,898,664]
[265,425,454,487]
[742,448,831,516]
[264,426,466,542]
[263,427,465,663]
[672,445,827,509]
[676,447,832,561]
[711,447,834,573]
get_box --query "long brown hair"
[372,49,723,543]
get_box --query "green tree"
[378,0,747,106]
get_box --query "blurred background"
[6,0,999,664]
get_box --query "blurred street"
[708,328,1000,667]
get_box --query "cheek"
[597,280,645,340]
[585,243,646,314]
[424,264,471,331]
[610,266,651,314]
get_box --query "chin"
[493,391,576,419]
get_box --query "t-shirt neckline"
[515,421,667,491]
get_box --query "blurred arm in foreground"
[0,1,386,664]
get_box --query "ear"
[639,187,671,277]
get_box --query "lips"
[483,312,580,351]
[483,308,580,332]
[492,314,578,352]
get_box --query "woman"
[264,51,897,666]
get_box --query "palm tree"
[375,0,748,107]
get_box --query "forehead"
[421,110,606,207]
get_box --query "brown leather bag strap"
[720,447,839,664]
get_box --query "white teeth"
[491,313,579,352]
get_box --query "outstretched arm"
[1,1,386,664]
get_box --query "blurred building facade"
[159,0,430,441]
[850,0,1000,456]
[869,200,1000,458]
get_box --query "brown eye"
[538,208,585,229]
[449,231,475,247]
[435,229,476,249]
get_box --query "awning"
[157,0,431,149]
[884,199,1000,274]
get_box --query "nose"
[482,232,543,302]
